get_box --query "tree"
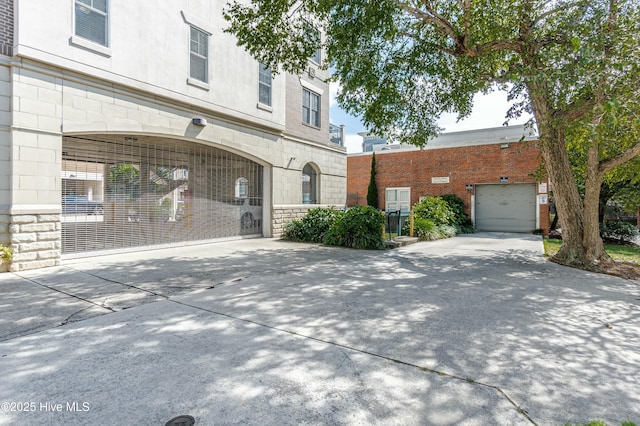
[366,152,378,208]
[224,0,640,272]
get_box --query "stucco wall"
[13,0,287,130]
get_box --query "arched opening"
[302,163,319,204]
[61,134,264,254]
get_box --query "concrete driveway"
[1,233,639,425]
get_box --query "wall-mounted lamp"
[500,177,509,183]
[286,156,296,169]
[465,184,474,191]
[500,143,510,149]
[192,117,207,126]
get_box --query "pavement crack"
[12,272,117,314]
[62,266,169,299]
[169,299,537,425]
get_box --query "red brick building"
[347,126,550,233]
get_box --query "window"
[258,63,272,106]
[302,89,320,127]
[310,29,321,64]
[75,0,108,46]
[302,164,318,204]
[190,26,209,83]
[385,188,411,213]
[235,177,248,198]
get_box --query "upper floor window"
[190,26,209,83]
[258,63,272,106]
[75,0,108,46]
[302,89,321,127]
[310,29,321,64]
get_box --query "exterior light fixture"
[500,143,510,149]
[500,177,509,183]
[465,184,473,190]
[192,117,207,126]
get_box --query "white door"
[385,188,411,213]
[475,184,536,232]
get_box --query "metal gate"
[61,135,263,254]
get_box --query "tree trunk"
[582,144,612,267]
[528,84,608,271]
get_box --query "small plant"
[323,205,385,250]
[407,217,457,241]
[282,207,344,243]
[0,243,12,265]
[412,196,456,226]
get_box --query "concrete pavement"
[1,233,639,425]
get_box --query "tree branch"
[599,141,640,175]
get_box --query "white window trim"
[188,26,210,85]
[71,0,111,55]
[69,36,112,57]
[257,103,273,112]
[187,77,210,91]
[180,11,214,35]
[302,88,321,128]
[300,79,324,95]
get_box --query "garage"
[475,184,537,232]
[61,135,264,255]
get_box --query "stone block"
[11,258,59,272]
[38,214,61,223]
[11,251,37,262]
[10,233,36,243]
[37,231,61,241]
[19,241,56,252]
[11,215,37,224]
[20,222,56,233]
[37,250,60,260]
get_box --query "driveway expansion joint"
[169,299,538,426]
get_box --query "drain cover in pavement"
[165,415,195,426]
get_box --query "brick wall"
[0,0,13,56]
[347,140,549,232]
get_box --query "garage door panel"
[61,135,263,255]
[475,184,536,232]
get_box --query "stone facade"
[6,214,61,271]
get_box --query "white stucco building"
[0,0,346,272]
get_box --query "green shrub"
[441,194,466,225]
[412,196,456,226]
[600,220,639,243]
[281,207,344,243]
[458,218,476,234]
[323,205,385,250]
[407,217,458,241]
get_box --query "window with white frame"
[385,188,411,213]
[235,177,248,198]
[190,26,209,83]
[302,89,320,127]
[75,0,108,46]
[258,63,272,106]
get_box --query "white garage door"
[475,184,536,232]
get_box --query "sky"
[329,82,533,154]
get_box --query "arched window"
[235,177,248,198]
[302,163,318,204]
